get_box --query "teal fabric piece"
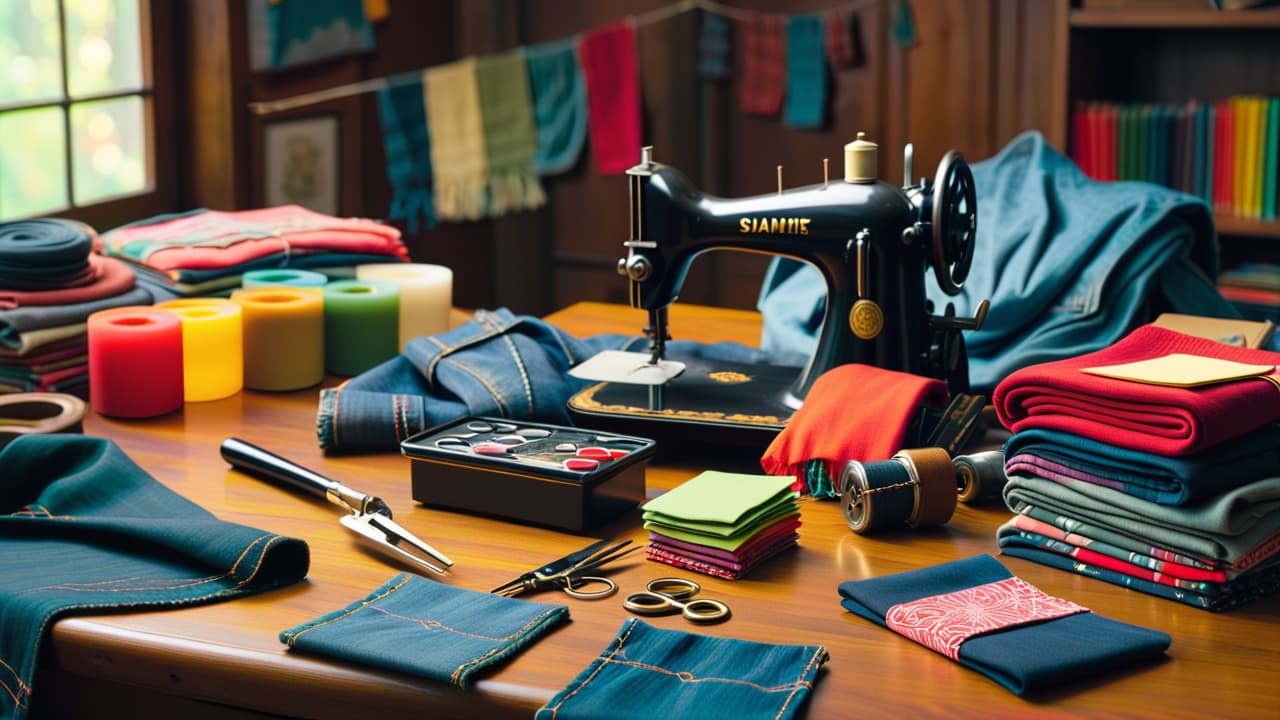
[0,434,310,720]
[784,15,827,129]
[376,77,436,233]
[280,573,568,688]
[0,219,93,290]
[524,37,588,176]
[264,0,374,70]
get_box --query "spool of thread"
[954,449,1008,504]
[87,306,184,418]
[156,298,244,402]
[356,263,452,349]
[231,288,325,391]
[241,269,329,289]
[840,459,917,534]
[323,279,400,376]
[0,392,87,449]
[895,448,958,528]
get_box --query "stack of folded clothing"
[99,205,409,299]
[641,471,800,579]
[0,219,154,396]
[992,324,1280,610]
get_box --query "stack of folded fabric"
[0,219,154,396]
[99,205,409,299]
[992,324,1280,610]
[641,470,800,579]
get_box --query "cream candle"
[323,279,400,376]
[356,263,452,349]
[241,269,329,289]
[87,306,184,418]
[231,288,325,391]
[156,298,244,402]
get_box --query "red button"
[578,447,611,460]
[608,449,629,460]
[473,442,510,455]
[564,458,599,471]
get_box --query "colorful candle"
[241,269,329,289]
[87,306,184,418]
[156,298,243,402]
[356,263,452,349]
[323,279,400,376]
[231,288,325,391]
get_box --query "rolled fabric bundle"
[232,288,325,391]
[241,268,329,289]
[0,218,95,290]
[87,306,185,418]
[156,298,244,402]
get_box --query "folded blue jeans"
[280,573,568,688]
[536,618,828,720]
[317,307,765,452]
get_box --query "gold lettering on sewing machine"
[738,217,812,235]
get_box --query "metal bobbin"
[894,447,958,528]
[954,449,1007,504]
[839,458,918,534]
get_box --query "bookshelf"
[1064,2,1280,254]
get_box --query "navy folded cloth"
[280,573,569,688]
[537,618,827,720]
[0,434,310,720]
[838,554,1171,696]
[1005,424,1280,505]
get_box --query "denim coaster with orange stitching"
[280,574,569,688]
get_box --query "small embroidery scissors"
[622,577,732,624]
[491,538,636,599]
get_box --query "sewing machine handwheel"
[931,150,977,296]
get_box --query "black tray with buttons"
[400,416,657,532]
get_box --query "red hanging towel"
[760,363,949,482]
[993,325,1280,457]
[739,13,786,116]
[579,22,642,174]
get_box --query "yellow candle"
[355,263,453,350]
[231,288,325,391]
[156,298,244,402]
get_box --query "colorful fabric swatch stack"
[99,205,409,300]
[0,219,154,396]
[642,470,800,579]
[992,324,1280,611]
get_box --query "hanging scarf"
[375,77,436,233]
[784,15,827,129]
[524,37,589,176]
[698,10,731,80]
[739,13,786,116]
[474,50,546,216]
[825,10,865,68]
[580,22,643,174]
[425,58,488,221]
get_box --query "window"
[0,0,163,222]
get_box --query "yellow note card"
[1081,353,1276,388]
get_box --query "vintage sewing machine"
[567,134,988,454]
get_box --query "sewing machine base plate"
[566,358,799,459]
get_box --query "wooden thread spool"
[896,448,958,528]
[954,449,1007,504]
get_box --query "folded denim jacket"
[317,307,764,452]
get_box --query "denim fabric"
[317,307,765,452]
[756,130,1238,394]
[0,435,310,720]
[838,554,1170,696]
[280,573,568,688]
[535,618,827,720]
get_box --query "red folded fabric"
[993,325,1280,457]
[739,13,786,116]
[0,255,136,310]
[760,364,949,482]
[579,22,642,174]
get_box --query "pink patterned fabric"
[885,577,1088,661]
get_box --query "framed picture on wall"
[262,114,341,215]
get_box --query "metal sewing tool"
[220,437,453,574]
[491,538,636,599]
[622,577,731,624]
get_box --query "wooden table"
[36,302,1280,719]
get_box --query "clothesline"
[248,0,879,116]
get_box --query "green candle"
[323,279,400,376]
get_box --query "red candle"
[87,306,184,418]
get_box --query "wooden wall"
[179,0,1061,318]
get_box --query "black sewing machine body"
[568,139,986,456]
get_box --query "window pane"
[0,0,66,104]
[67,0,143,97]
[0,107,69,220]
[70,95,147,204]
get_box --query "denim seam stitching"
[541,617,640,717]
[448,607,566,685]
[284,575,412,647]
[773,647,827,720]
[0,656,30,710]
[448,358,511,416]
[497,332,535,416]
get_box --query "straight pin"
[823,158,830,188]
[777,165,783,195]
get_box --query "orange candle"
[156,298,244,402]
[87,306,184,418]
[231,288,324,391]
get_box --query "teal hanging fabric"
[524,37,589,176]
[253,0,375,71]
[0,435,310,720]
[376,78,437,233]
[784,15,828,129]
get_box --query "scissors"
[491,538,636,599]
[622,577,731,624]
[221,438,453,575]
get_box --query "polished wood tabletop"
[38,302,1280,719]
